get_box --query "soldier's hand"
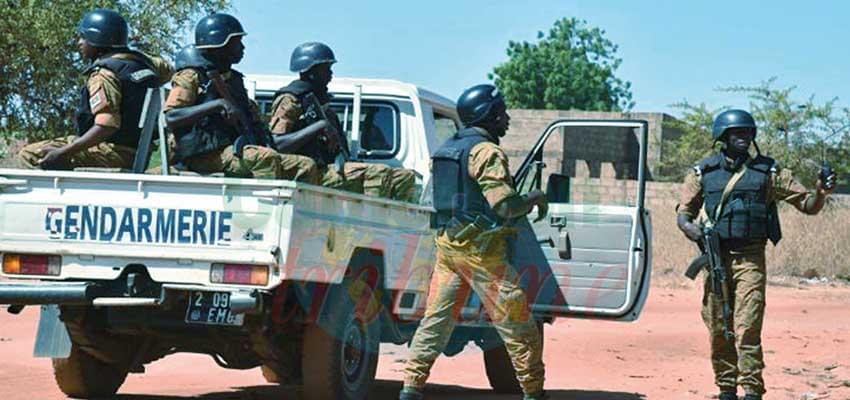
[39,147,68,170]
[682,223,702,242]
[528,190,549,223]
[817,173,837,195]
[218,99,241,127]
[323,127,340,152]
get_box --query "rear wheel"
[301,268,382,400]
[53,344,129,399]
[52,306,135,399]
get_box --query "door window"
[330,102,399,159]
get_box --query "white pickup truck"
[0,76,653,400]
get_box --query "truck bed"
[0,169,435,294]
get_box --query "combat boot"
[742,395,762,400]
[523,391,549,400]
[398,386,424,400]
[718,392,738,400]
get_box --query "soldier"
[163,14,317,182]
[269,42,416,201]
[399,84,549,400]
[676,109,836,400]
[19,9,172,170]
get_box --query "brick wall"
[503,109,683,180]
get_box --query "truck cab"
[246,74,459,202]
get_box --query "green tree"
[489,17,634,111]
[660,78,850,187]
[0,0,229,143]
[656,102,719,181]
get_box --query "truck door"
[511,120,652,321]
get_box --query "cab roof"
[245,74,455,110]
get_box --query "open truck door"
[513,120,652,322]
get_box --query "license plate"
[185,291,245,326]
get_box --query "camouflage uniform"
[269,93,416,200]
[19,53,172,169]
[403,136,545,395]
[677,158,825,396]
[165,69,318,182]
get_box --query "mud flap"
[34,305,72,358]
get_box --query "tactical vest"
[273,80,339,166]
[431,128,503,229]
[699,153,782,245]
[75,52,159,148]
[173,69,254,161]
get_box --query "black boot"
[399,386,424,400]
[719,391,738,400]
[742,395,762,400]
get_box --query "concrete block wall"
[503,109,683,180]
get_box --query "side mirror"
[546,173,570,203]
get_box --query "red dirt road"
[0,284,848,400]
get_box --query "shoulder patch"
[89,88,106,113]
[129,69,157,83]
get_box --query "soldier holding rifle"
[677,109,836,400]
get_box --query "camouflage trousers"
[403,233,545,394]
[387,167,417,203]
[184,145,318,183]
[320,162,416,202]
[18,135,136,170]
[701,249,767,396]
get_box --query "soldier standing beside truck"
[163,14,317,182]
[399,84,549,400]
[676,109,836,400]
[269,42,416,201]
[19,9,172,171]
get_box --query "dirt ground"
[0,283,848,400]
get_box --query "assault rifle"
[207,70,271,157]
[685,226,735,341]
[303,92,349,172]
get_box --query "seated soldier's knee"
[295,157,319,184]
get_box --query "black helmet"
[174,45,211,71]
[194,13,246,49]
[77,9,129,48]
[290,42,337,73]
[712,109,757,142]
[457,84,505,127]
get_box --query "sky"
[220,0,849,116]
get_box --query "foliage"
[660,78,850,186]
[656,102,719,180]
[489,17,634,112]
[0,0,229,142]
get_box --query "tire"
[302,268,382,400]
[53,345,129,399]
[483,322,544,394]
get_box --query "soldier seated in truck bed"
[19,9,172,171]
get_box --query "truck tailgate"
[0,170,289,288]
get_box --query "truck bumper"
[0,282,94,305]
[0,281,262,314]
